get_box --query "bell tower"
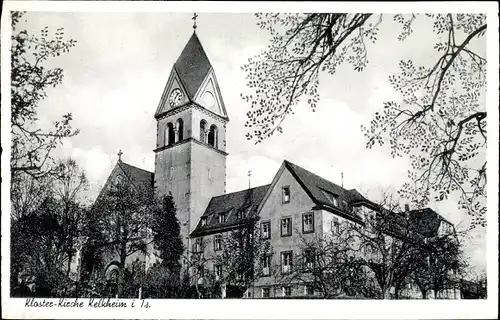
[153,28,229,251]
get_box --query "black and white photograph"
[1,1,498,319]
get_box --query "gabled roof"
[283,160,367,222]
[378,207,454,241]
[117,161,154,193]
[407,208,450,238]
[174,32,213,99]
[96,160,154,203]
[190,184,270,237]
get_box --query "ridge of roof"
[210,184,271,200]
[174,32,213,99]
[118,160,154,175]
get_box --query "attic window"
[282,186,291,204]
[200,217,207,227]
[218,212,226,224]
[319,188,338,207]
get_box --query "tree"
[141,193,184,298]
[409,229,467,299]
[10,159,89,297]
[91,178,155,296]
[150,194,184,278]
[52,159,90,286]
[288,224,375,299]
[10,11,78,181]
[215,219,271,296]
[241,13,487,228]
[185,219,271,298]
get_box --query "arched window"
[200,120,207,143]
[176,119,184,142]
[208,125,218,148]
[166,123,175,146]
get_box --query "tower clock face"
[169,88,184,107]
[202,91,216,110]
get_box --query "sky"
[12,11,487,275]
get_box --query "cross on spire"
[248,170,252,189]
[192,13,199,30]
[118,149,123,161]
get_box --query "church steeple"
[174,32,212,100]
[153,24,229,251]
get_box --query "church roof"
[174,32,213,99]
[190,184,271,237]
[117,161,154,193]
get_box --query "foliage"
[10,11,78,181]
[409,232,467,299]
[242,13,487,228]
[10,159,89,297]
[216,220,272,290]
[150,194,184,275]
[11,197,78,297]
[288,226,377,299]
[141,263,183,298]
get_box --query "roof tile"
[175,32,212,99]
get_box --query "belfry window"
[176,119,184,142]
[166,123,175,146]
[208,125,218,148]
[200,120,207,143]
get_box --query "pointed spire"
[174,32,212,99]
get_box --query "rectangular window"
[214,235,223,251]
[304,249,315,270]
[215,265,222,281]
[200,217,207,227]
[331,217,340,233]
[262,287,270,298]
[283,286,292,297]
[262,255,271,276]
[281,251,293,274]
[218,212,226,224]
[282,186,291,203]
[281,217,292,237]
[261,221,271,239]
[192,238,203,253]
[302,212,315,233]
[305,285,314,296]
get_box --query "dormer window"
[319,187,338,207]
[236,211,243,220]
[218,212,226,224]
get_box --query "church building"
[93,24,459,299]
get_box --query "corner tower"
[153,31,228,249]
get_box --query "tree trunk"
[63,252,73,297]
